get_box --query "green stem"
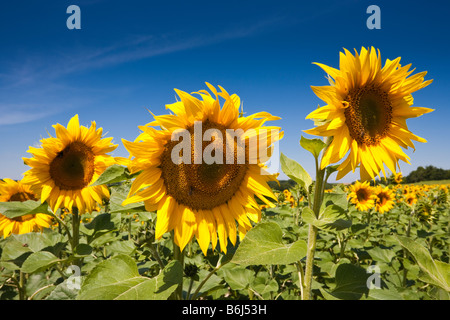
[448,213,450,262]
[19,271,26,300]
[303,156,325,300]
[402,208,415,287]
[71,207,81,268]
[295,261,305,300]
[337,232,346,260]
[186,278,194,300]
[365,209,371,242]
[190,255,230,300]
[147,240,166,270]
[406,209,414,238]
[173,240,185,300]
[303,225,318,300]
[51,210,72,245]
[128,216,132,240]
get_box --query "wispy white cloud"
[3,14,284,84]
[0,108,52,126]
[0,16,285,126]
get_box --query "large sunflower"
[22,115,118,214]
[305,47,433,181]
[122,83,282,254]
[348,180,376,211]
[0,179,53,238]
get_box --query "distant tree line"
[268,179,335,192]
[403,165,450,183]
[268,180,297,192]
[270,165,450,190]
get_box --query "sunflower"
[0,179,53,238]
[304,47,433,181]
[348,180,376,211]
[416,201,434,223]
[22,115,118,215]
[393,172,403,184]
[401,185,410,195]
[373,185,395,214]
[122,83,282,254]
[404,192,417,206]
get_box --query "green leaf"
[105,240,136,256]
[82,213,115,235]
[74,244,93,257]
[21,251,60,274]
[109,184,146,214]
[396,235,450,292]
[231,221,307,266]
[367,247,397,264]
[0,200,50,219]
[280,153,312,191]
[301,207,316,225]
[219,264,254,290]
[77,254,182,300]
[91,164,129,186]
[185,269,224,299]
[302,205,351,230]
[299,135,326,159]
[366,288,404,300]
[46,281,79,300]
[251,276,279,298]
[318,205,351,230]
[321,192,349,211]
[0,232,66,269]
[330,263,370,300]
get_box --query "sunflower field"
[0,48,449,301]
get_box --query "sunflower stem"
[186,277,194,300]
[295,261,305,300]
[18,271,26,300]
[50,209,73,245]
[71,207,81,268]
[172,239,185,300]
[303,156,325,300]
[365,209,372,242]
[303,225,318,300]
[190,255,230,300]
[402,208,415,287]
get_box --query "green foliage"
[404,165,450,183]
[396,235,450,292]
[0,200,51,219]
[231,222,307,266]
[280,153,312,191]
[1,163,449,301]
[299,136,326,160]
[78,255,182,300]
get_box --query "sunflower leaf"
[396,235,450,292]
[300,135,326,159]
[231,221,307,266]
[321,191,349,211]
[91,164,130,186]
[0,200,51,219]
[21,251,60,274]
[302,205,351,230]
[280,153,312,191]
[108,183,146,213]
[301,207,317,224]
[77,254,182,300]
[329,263,370,300]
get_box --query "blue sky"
[0,0,449,183]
